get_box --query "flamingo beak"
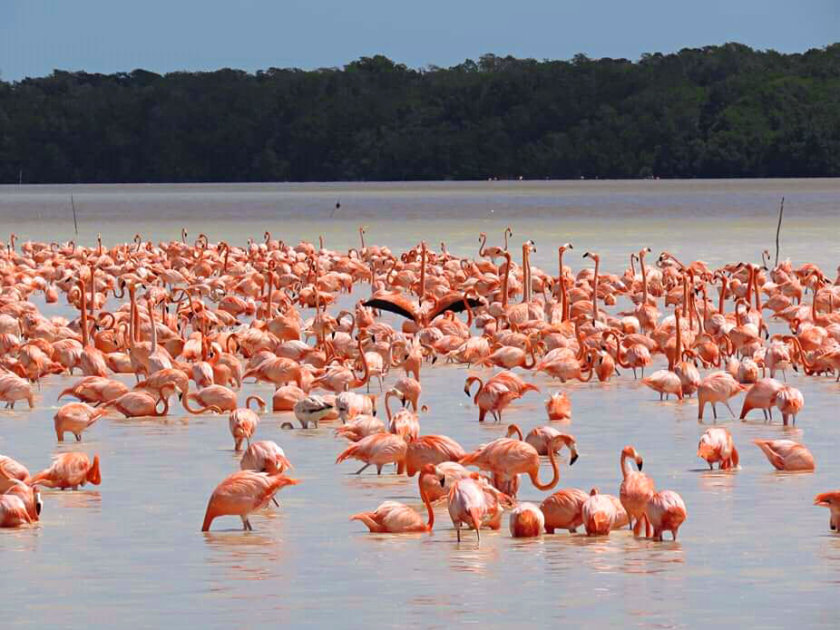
[569,450,579,465]
[636,458,644,471]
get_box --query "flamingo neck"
[533,438,560,491]
[620,452,632,479]
[419,481,434,530]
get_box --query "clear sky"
[1,0,837,81]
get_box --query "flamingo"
[814,491,840,531]
[540,488,588,533]
[404,434,466,477]
[335,432,407,475]
[4,481,41,523]
[0,455,31,492]
[524,425,573,456]
[59,376,129,405]
[460,430,577,496]
[545,392,572,421]
[229,396,265,451]
[333,414,386,442]
[697,427,739,470]
[183,385,238,413]
[509,502,544,538]
[642,370,683,400]
[447,475,511,543]
[739,378,784,421]
[753,439,815,471]
[201,470,298,531]
[772,385,804,426]
[272,384,305,412]
[0,494,34,528]
[54,402,107,442]
[102,390,172,418]
[464,373,537,423]
[350,464,444,533]
[618,446,655,537]
[0,373,34,409]
[29,452,101,489]
[240,440,292,474]
[582,488,628,536]
[697,371,743,420]
[644,490,687,541]
[293,395,334,428]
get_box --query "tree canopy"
[1,43,839,183]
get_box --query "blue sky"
[1,0,837,80]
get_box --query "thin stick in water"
[71,194,79,236]
[774,196,784,267]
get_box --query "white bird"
[293,395,334,428]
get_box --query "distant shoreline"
[3,44,838,184]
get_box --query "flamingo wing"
[363,292,420,322]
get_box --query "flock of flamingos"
[0,228,838,541]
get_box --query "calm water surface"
[1,180,839,628]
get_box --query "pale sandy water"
[1,180,839,628]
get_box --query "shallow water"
[1,180,839,628]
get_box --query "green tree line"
[1,43,838,183]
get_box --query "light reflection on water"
[0,180,838,627]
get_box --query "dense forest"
[1,43,839,183]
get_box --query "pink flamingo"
[645,490,687,541]
[753,439,815,471]
[201,470,298,531]
[350,464,444,533]
[29,452,101,490]
[540,488,588,533]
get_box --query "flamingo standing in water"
[0,494,35,528]
[739,378,784,421]
[293,395,334,428]
[229,396,265,451]
[696,371,743,420]
[240,440,292,474]
[582,488,628,536]
[350,464,444,533]
[335,432,407,475]
[404,434,466,477]
[0,373,34,409]
[509,502,544,538]
[59,376,129,405]
[697,427,739,470]
[201,470,298,531]
[753,439,815,471]
[447,475,511,543]
[0,455,31,492]
[540,488,588,533]
[645,490,687,541]
[618,446,655,537]
[29,452,101,490]
[460,429,577,497]
[545,392,572,421]
[53,402,107,442]
[814,491,840,531]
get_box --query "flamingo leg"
[354,463,370,475]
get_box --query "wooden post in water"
[71,194,79,237]
[774,197,784,267]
